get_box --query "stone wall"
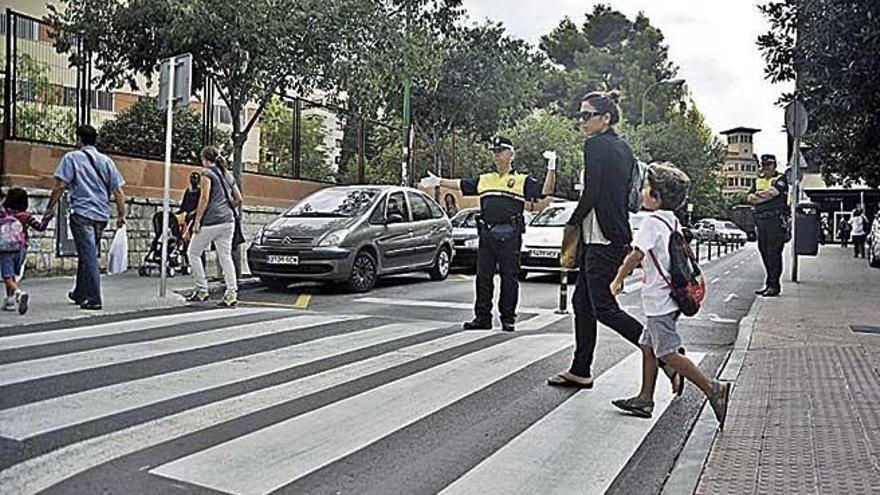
[20,188,283,277]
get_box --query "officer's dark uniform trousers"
[756,212,786,291]
[475,227,521,325]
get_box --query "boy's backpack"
[627,160,647,213]
[0,208,26,253]
[646,215,706,317]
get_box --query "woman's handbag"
[560,223,582,269]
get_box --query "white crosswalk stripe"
[0,307,711,495]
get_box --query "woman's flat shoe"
[547,374,593,389]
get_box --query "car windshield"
[285,188,380,218]
[531,206,574,227]
[452,210,478,228]
[723,222,738,230]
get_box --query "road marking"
[706,313,737,324]
[151,334,571,495]
[0,331,495,495]
[0,314,362,387]
[291,294,311,309]
[455,274,473,282]
[723,270,731,275]
[355,297,556,315]
[0,320,450,441]
[723,294,738,303]
[238,301,309,310]
[0,308,278,351]
[440,351,704,495]
[516,313,568,331]
[710,277,720,284]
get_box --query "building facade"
[720,127,760,197]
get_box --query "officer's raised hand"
[543,150,558,171]
[420,171,441,188]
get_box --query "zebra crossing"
[0,305,706,494]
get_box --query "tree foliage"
[97,97,229,163]
[4,54,76,143]
[758,0,880,187]
[258,96,333,182]
[539,5,682,124]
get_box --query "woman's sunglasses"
[577,110,605,122]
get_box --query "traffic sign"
[784,100,808,138]
[157,54,192,110]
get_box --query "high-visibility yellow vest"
[476,172,528,202]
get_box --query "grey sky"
[461,0,794,161]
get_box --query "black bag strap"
[81,150,113,202]
[207,167,239,219]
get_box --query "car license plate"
[531,249,559,258]
[267,255,299,265]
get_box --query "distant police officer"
[422,137,557,331]
[748,154,790,297]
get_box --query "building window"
[0,14,40,40]
[214,105,233,125]
[89,90,113,111]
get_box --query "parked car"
[868,216,880,268]
[451,208,480,269]
[692,219,747,243]
[519,202,650,279]
[247,186,454,293]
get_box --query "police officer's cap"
[488,136,515,152]
[760,154,777,166]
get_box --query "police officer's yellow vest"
[756,173,791,207]
[476,172,528,202]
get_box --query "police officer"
[748,154,789,297]
[422,137,557,331]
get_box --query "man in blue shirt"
[43,125,127,310]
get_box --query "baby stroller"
[138,211,192,277]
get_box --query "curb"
[660,296,764,495]
[172,276,263,297]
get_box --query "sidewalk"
[697,245,880,494]
[0,271,259,329]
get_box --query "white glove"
[420,171,441,188]
[543,150,558,171]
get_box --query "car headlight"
[257,227,267,245]
[318,229,350,247]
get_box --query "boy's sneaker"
[611,397,654,418]
[709,381,731,430]
[17,292,29,315]
[3,297,15,311]
[218,292,238,307]
[185,289,210,302]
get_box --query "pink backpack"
[0,208,26,253]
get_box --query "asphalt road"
[0,242,763,495]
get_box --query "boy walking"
[609,163,731,428]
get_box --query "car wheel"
[347,250,378,293]
[261,277,289,291]
[429,247,451,281]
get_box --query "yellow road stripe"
[292,294,312,309]
[456,275,473,282]
[238,301,303,310]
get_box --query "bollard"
[696,240,701,261]
[724,241,729,254]
[555,270,570,314]
[707,241,712,261]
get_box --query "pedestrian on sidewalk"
[748,154,788,297]
[42,125,127,311]
[838,217,851,248]
[186,146,242,307]
[849,208,869,258]
[546,90,681,392]
[1,188,46,314]
[609,163,730,427]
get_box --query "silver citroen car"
[247,185,454,292]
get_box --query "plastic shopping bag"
[107,225,129,275]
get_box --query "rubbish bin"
[795,202,819,256]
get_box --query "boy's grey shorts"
[639,311,682,358]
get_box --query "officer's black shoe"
[463,319,492,330]
[754,287,769,295]
[501,322,515,332]
[761,288,781,297]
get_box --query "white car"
[519,201,650,278]
[451,208,480,269]
[693,219,747,243]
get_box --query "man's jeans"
[70,213,107,305]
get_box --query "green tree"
[48,0,362,187]
[539,5,682,124]
[758,0,880,186]
[258,96,333,181]
[97,97,229,162]
[5,54,76,143]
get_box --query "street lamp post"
[640,78,685,125]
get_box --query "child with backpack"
[1,188,46,315]
[609,163,731,428]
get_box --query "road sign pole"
[785,99,807,283]
[159,58,175,298]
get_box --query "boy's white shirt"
[632,209,680,316]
